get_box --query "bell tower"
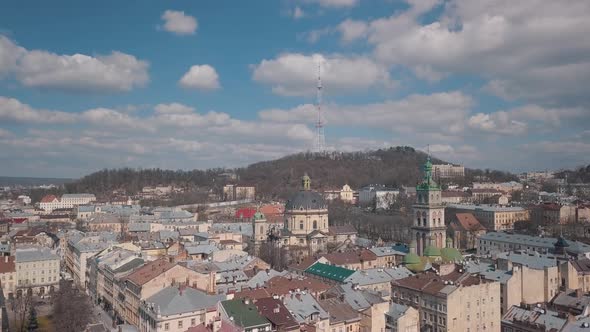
[411,155,446,256]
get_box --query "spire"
[302,173,311,191]
[417,145,438,190]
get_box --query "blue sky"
[1,0,589,177]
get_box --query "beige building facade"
[392,266,501,332]
[15,247,60,296]
[446,204,529,231]
[432,164,465,180]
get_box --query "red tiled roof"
[233,288,272,301]
[255,298,299,330]
[235,208,256,219]
[11,218,27,224]
[266,276,331,295]
[186,323,212,332]
[125,258,175,286]
[218,320,242,332]
[324,249,376,266]
[40,195,58,203]
[393,266,489,295]
[452,213,486,232]
[0,256,15,273]
[288,256,319,271]
[260,205,284,215]
[537,202,562,211]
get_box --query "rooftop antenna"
[315,61,326,154]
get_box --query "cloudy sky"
[1,0,589,178]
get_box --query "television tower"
[315,62,326,154]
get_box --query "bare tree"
[258,241,289,271]
[53,281,92,332]
[9,292,32,332]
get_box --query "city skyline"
[1,0,589,177]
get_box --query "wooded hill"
[60,146,517,201]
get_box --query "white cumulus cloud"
[0,96,77,124]
[0,35,149,93]
[154,103,195,115]
[161,10,198,35]
[252,53,395,96]
[179,65,221,90]
[359,0,590,105]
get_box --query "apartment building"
[473,182,523,193]
[319,297,361,332]
[65,232,118,289]
[391,264,501,332]
[477,232,590,257]
[446,204,529,231]
[87,247,144,308]
[138,286,224,332]
[432,164,465,180]
[0,256,15,299]
[15,247,60,296]
[530,202,577,225]
[39,193,96,212]
[120,258,216,327]
[385,304,419,332]
[223,185,256,201]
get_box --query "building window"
[313,220,317,229]
[191,318,196,326]
[164,323,169,331]
[178,321,183,328]
[299,221,304,230]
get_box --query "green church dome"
[403,253,421,265]
[253,211,266,221]
[441,247,463,262]
[423,245,441,257]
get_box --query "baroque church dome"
[285,174,327,211]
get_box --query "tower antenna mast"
[315,61,326,154]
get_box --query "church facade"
[253,174,350,258]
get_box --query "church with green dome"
[410,155,448,256]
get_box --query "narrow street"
[90,303,117,331]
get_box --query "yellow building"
[340,184,354,202]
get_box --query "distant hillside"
[0,176,74,187]
[236,147,516,199]
[237,147,430,198]
[63,146,517,200]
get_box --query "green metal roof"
[416,156,440,190]
[423,245,441,257]
[253,211,266,221]
[305,262,355,282]
[221,299,270,328]
[403,252,421,265]
[440,247,463,262]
